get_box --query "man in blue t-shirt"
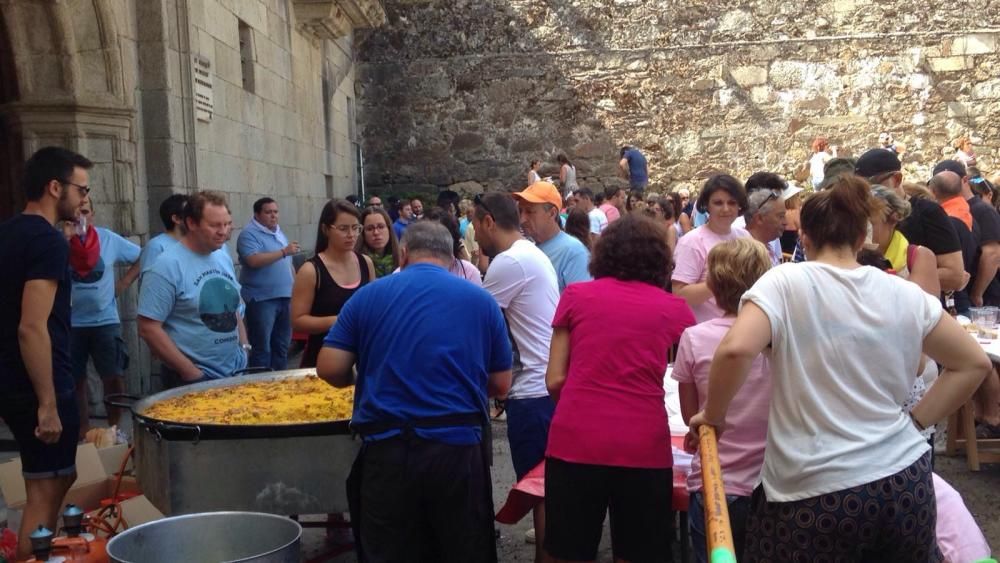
[69,201,141,436]
[513,181,592,293]
[619,145,649,192]
[138,191,248,387]
[0,147,91,560]
[318,221,512,563]
[139,193,189,276]
[237,197,299,370]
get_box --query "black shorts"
[71,323,129,382]
[544,456,673,562]
[355,436,495,563]
[0,391,79,478]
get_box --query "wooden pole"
[698,425,737,563]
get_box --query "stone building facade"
[0,0,384,392]
[357,1,1000,195]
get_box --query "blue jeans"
[688,491,750,563]
[245,297,291,371]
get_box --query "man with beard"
[69,200,141,438]
[0,147,91,560]
[473,192,559,561]
[138,191,249,388]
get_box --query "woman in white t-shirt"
[688,175,991,562]
[671,174,750,323]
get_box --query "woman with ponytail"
[688,175,991,561]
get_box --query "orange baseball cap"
[512,181,563,209]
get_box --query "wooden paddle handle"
[698,425,737,563]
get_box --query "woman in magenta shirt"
[544,214,696,562]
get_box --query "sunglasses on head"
[473,193,493,218]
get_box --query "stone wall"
[1,0,376,394]
[169,0,361,250]
[357,0,1000,195]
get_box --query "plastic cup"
[971,308,994,339]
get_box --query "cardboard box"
[0,443,161,530]
[96,442,133,476]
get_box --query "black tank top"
[302,251,369,368]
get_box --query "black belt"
[350,412,485,439]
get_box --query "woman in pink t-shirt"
[672,174,751,323]
[673,238,772,563]
[544,214,696,562]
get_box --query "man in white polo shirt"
[472,191,559,560]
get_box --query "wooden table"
[944,335,1000,470]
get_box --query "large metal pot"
[106,511,301,563]
[108,369,360,516]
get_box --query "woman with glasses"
[292,199,375,367]
[357,207,399,278]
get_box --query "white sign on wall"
[193,55,213,122]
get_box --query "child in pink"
[672,238,772,563]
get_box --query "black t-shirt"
[898,197,961,256]
[968,197,1000,244]
[0,214,73,395]
[968,196,1000,303]
[944,216,977,312]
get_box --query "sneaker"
[525,527,536,544]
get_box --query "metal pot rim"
[106,511,302,563]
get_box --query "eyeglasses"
[367,202,383,208]
[473,193,493,219]
[331,224,362,234]
[61,181,90,196]
[364,224,387,233]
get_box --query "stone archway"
[0,0,138,230]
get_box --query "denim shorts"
[71,323,129,382]
[0,391,79,478]
[505,396,555,480]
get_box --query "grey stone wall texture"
[357,0,1000,195]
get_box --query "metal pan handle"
[233,366,270,376]
[147,421,202,444]
[104,393,141,412]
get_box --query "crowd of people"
[1,140,998,562]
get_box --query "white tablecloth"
[664,365,688,437]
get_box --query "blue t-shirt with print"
[324,263,512,445]
[138,243,247,379]
[71,227,141,328]
[623,148,649,186]
[140,233,179,274]
[538,231,592,293]
[236,224,294,302]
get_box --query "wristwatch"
[241,343,252,354]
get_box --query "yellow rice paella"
[143,375,354,425]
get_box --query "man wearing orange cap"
[513,181,592,293]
